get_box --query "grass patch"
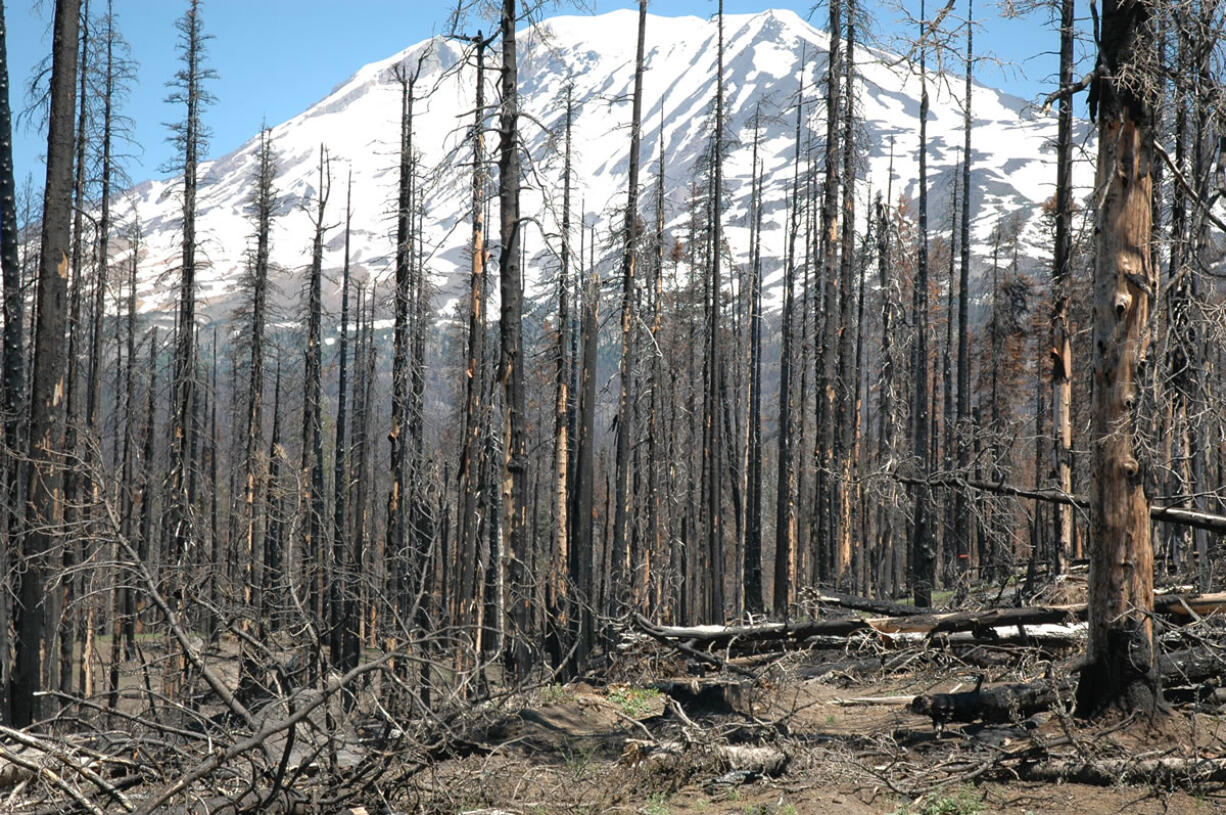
[540,682,576,704]
[608,686,661,718]
[891,786,987,815]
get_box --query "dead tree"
[12,0,80,729]
[955,0,976,582]
[611,0,647,611]
[774,80,805,617]
[497,0,529,672]
[817,0,843,585]
[572,214,598,665]
[331,170,354,671]
[166,0,214,615]
[0,0,24,725]
[835,0,859,587]
[1077,0,1161,716]
[703,0,728,621]
[910,0,936,608]
[302,145,331,670]
[1050,0,1075,573]
[240,128,276,627]
[456,33,492,662]
[744,111,764,615]
[388,65,416,661]
[549,84,573,671]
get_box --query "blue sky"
[4,0,1077,188]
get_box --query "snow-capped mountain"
[116,8,1090,318]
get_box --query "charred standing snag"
[1077,0,1163,718]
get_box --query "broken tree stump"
[910,679,1075,727]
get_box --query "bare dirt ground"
[409,649,1226,815]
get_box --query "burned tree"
[165,0,215,600]
[1076,0,1162,717]
[12,0,80,729]
[611,0,647,611]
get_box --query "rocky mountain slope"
[115,8,1091,319]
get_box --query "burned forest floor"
[417,584,1226,815]
[7,580,1226,814]
[418,651,1226,815]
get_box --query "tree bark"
[457,34,490,663]
[549,85,573,671]
[331,172,353,671]
[1051,0,1075,573]
[611,0,647,611]
[911,0,937,608]
[498,0,527,672]
[1076,0,1161,717]
[12,0,80,728]
[0,0,25,726]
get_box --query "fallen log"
[901,474,1226,535]
[1015,756,1226,786]
[1159,646,1226,685]
[650,679,756,717]
[908,647,1226,727]
[634,605,1083,648]
[622,739,788,776]
[832,695,917,706]
[635,593,1226,652]
[910,679,1075,728]
[802,588,923,617]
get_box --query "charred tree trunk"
[910,0,936,608]
[388,70,413,659]
[744,111,764,615]
[262,361,284,635]
[774,86,805,617]
[835,0,858,587]
[955,0,975,586]
[456,34,491,664]
[817,0,843,586]
[612,0,647,612]
[0,0,25,725]
[302,146,330,671]
[498,0,528,672]
[242,129,274,628]
[1051,0,1074,573]
[549,86,573,672]
[167,0,210,594]
[12,0,79,728]
[572,217,598,666]
[331,172,354,671]
[703,0,727,621]
[1076,0,1161,717]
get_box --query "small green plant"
[541,682,575,704]
[609,686,661,717]
[742,803,797,815]
[562,742,596,781]
[891,786,987,815]
[642,791,670,815]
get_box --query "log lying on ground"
[803,588,923,617]
[1160,646,1226,685]
[1015,756,1226,786]
[904,473,1226,535]
[910,679,1075,727]
[650,679,756,717]
[634,605,1082,649]
[910,647,1226,727]
[622,739,788,776]
[634,593,1226,652]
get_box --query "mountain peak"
[116,8,1088,320]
